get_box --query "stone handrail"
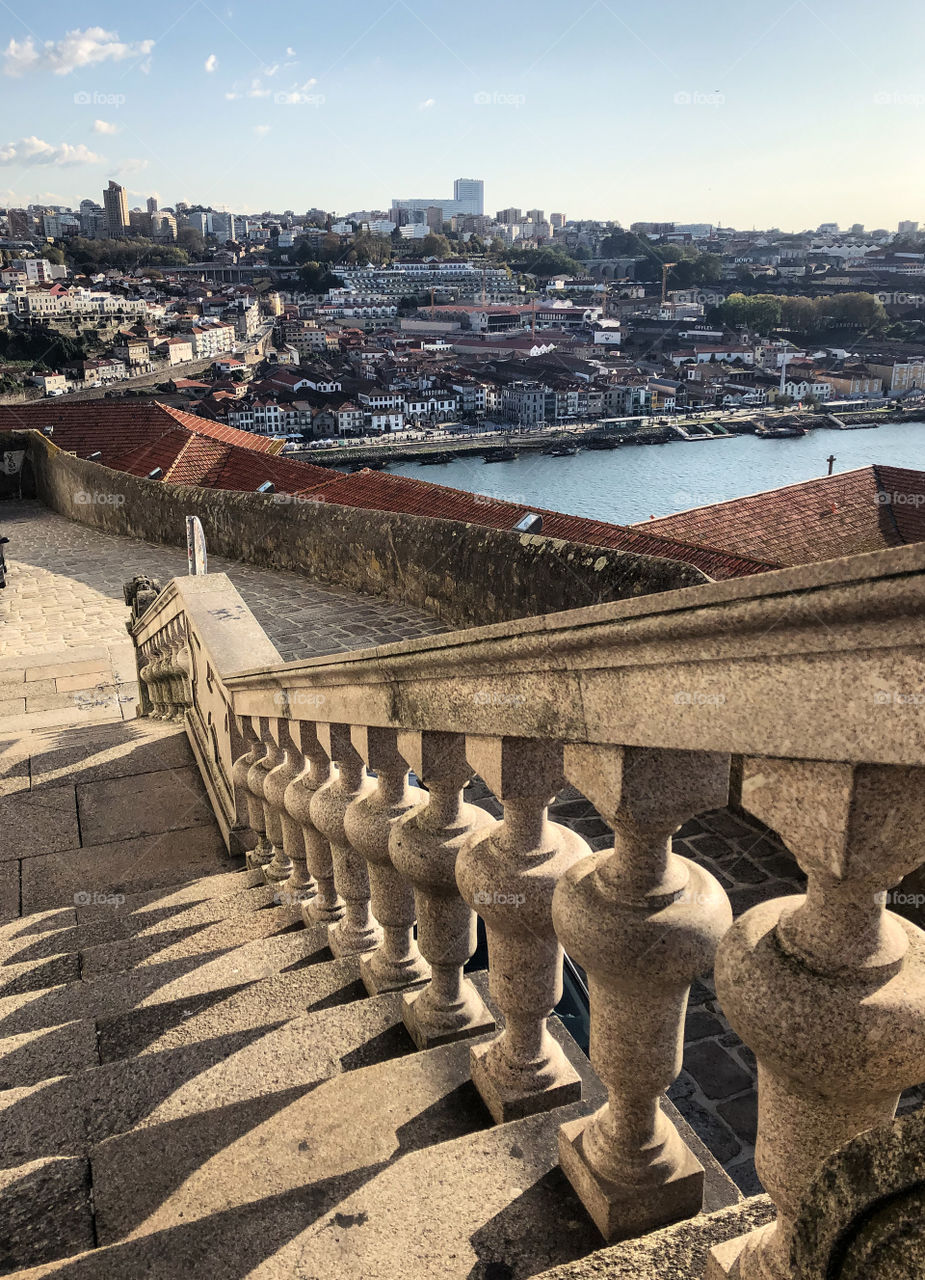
[128,543,925,1276]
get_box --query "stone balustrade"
[128,545,925,1269]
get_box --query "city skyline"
[0,0,923,228]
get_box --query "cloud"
[418,97,436,110]
[204,53,217,73]
[253,125,271,136]
[3,27,155,77]
[93,119,119,134]
[285,47,296,57]
[0,136,103,166]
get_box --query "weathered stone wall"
[14,430,708,629]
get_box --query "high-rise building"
[898,220,920,235]
[211,212,237,240]
[426,206,444,232]
[392,178,483,219]
[550,212,565,229]
[496,208,521,224]
[146,196,158,214]
[7,209,31,238]
[150,211,177,241]
[526,208,544,223]
[453,178,483,215]
[188,211,212,235]
[103,181,129,238]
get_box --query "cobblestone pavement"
[0,500,447,662]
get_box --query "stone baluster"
[707,760,925,1280]
[390,729,496,1049]
[140,642,167,718]
[171,624,194,720]
[231,718,264,855]
[310,723,380,957]
[285,721,344,924]
[456,736,591,1122]
[552,745,732,1242]
[345,727,430,995]
[242,716,278,870]
[262,719,307,888]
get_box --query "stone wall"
[14,430,708,629]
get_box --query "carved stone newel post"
[553,745,731,1242]
[707,760,925,1280]
[310,723,380,957]
[346,727,430,994]
[456,736,591,1123]
[390,730,495,1048]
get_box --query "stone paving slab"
[0,501,446,665]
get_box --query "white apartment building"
[184,323,236,358]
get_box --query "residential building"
[184,323,235,359]
[103,181,129,238]
[867,357,925,394]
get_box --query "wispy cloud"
[273,79,319,104]
[0,137,103,165]
[3,28,154,77]
[418,97,436,110]
[253,125,271,136]
[93,119,119,135]
[204,53,218,73]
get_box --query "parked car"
[46,388,64,397]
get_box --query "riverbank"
[386,419,925,526]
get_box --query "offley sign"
[186,516,208,576]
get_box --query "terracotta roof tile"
[634,466,922,567]
[295,470,772,580]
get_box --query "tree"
[780,296,817,333]
[177,227,205,259]
[40,244,65,265]
[298,261,342,292]
[421,233,452,259]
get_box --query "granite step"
[0,874,278,967]
[0,949,368,1091]
[0,1020,740,1280]
[0,925,339,1039]
[0,990,412,1169]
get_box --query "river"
[388,421,925,525]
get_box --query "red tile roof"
[295,470,773,580]
[633,466,925,567]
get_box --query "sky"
[0,0,923,230]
